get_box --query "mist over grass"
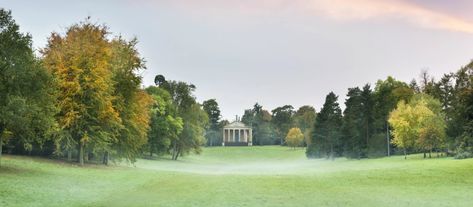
[1,146,472,207]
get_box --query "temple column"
[231,129,234,142]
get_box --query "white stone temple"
[222,120,252,146]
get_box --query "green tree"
[202,99,221,146]
[293,105,316,146]
[286,127,304,149]
[449,61,473,153]
[307,92,342,159]
[174,103,208,160]
[242,103,274,145]
[0,9,57,166]
[342,87,364,158]
[164,80,208,160]
[145,86,183,157]
[271,105,294,145]
[109,37,152,164]
[373,77,413,156]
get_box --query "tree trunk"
[78,142,84,166]
[330,144,334,161]
[429,149,432,158]
[404,149,407,160]
[175,148,181,160]
[0,127,3,167]
[67,150,72,162]
[366,123,369,154]
[171,142,177,160]
[84,151,89,162]
[424,152,426,159]
[103,152,109,165]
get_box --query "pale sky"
[3,0,473,120]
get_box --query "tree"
[449,61,473,154]
[342,87,364,158]
[373,77,413,156]
[42,20,121,165]
[165,80,208,160]
[388,94,446,159]
[360,84,375,155]
[293,105,316,146]
[202,99,221,146]
[307,92,342,159]
[174,103,208,160]
[145,86,183,157]
[388,101,418,159]
[410,94,446,158]
[286,128,304,149]
[109,37,152,164]
[0,9,57,166]
[271,105,294,145]
[241,103,275,145]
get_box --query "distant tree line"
[238,66,472,160]
[1,8,473,166]
[305,69,473,159]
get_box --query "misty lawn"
[0,146,472,207]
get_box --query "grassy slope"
[1,146,472,207]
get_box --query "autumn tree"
[388,94,446,159]
[0,9,57,166]
[42,20,121,165]
[286,127,304,149]
[388,101,418,159]
[107,37,154,163]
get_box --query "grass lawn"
[1,146,472,207]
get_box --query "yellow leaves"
[286,127,304,148]
[81,132,89,144]
[388,94,446,151]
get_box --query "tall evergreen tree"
[342,87,364,158]
[307,92,342,159]
[450,61,473,153]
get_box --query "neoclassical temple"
[222,121,252,146]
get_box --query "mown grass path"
[1,146,472,207]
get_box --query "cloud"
[146,0,473,34]
[306,0,473,34]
